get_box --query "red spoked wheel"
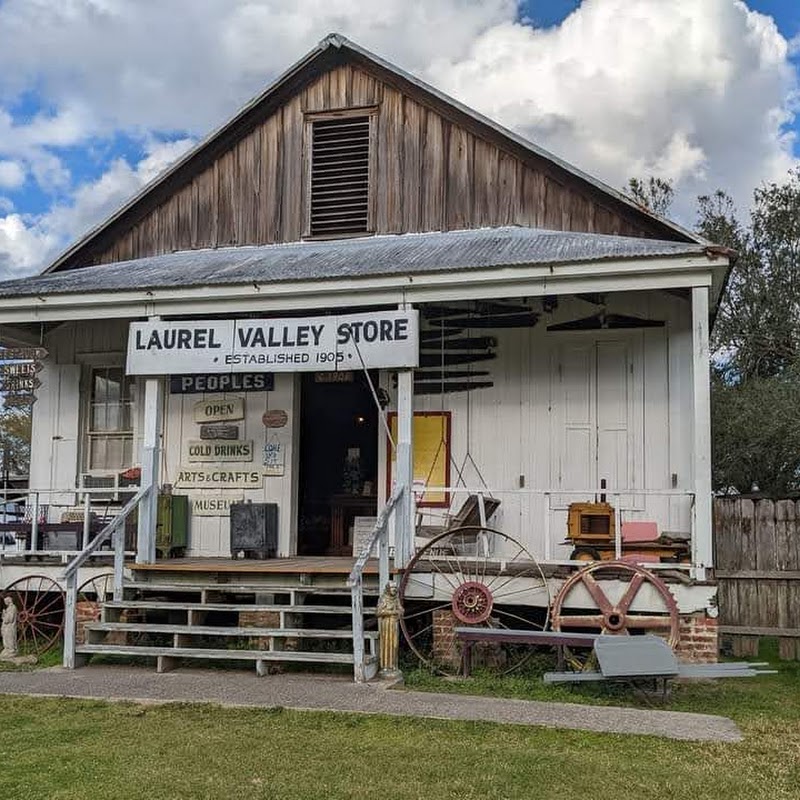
[398,526,550,676]
[3,575,65,656]
[551,561,680,667]
[77,572,115,603]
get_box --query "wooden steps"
[75,644,371,675]
[76,576,379,679]
[86,623,378,639]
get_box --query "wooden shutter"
[309,116,370,236]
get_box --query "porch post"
[136,376,163,564]
[691,286,713,580]
[395,368,414,567]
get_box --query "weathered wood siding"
[85,65,651,267]
[715,497,800,660]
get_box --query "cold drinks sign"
[126,311,419,375]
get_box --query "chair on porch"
[414,493,501,553]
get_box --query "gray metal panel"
[593,635,679,678]
[0,226,707,299]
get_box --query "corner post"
[395,368,414,567]
[691,285,712,580]
[63,572,77,668]
[137,377,162,564]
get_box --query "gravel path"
[0,665,742,743]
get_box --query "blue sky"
[1,0,799,279]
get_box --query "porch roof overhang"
[0,226,729,325]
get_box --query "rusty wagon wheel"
[77,572,115,603]
[398,526,550,676]
[3,575,65,656]
[551,561,680,668]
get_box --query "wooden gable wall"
[75,64,668,269]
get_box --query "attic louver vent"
[310,116,370,236]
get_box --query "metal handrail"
[348,486,404,588]
[61,484,152,669]
[63,485,150,579]
[348,485,404,683]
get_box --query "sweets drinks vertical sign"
[126,311,419,375]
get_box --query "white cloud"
[426,0,798,220]
[0,160,24,190]
[0,214,58,277]
[0,138,194,280]
[0,0,797,278]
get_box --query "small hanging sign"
[186,440,254,463]
[193,396,245,423]
[0,346,48,362]
[190,495,241,517]
[176,468,262,489]
[262,409,288,428]
[315,371,354,383]
[170,373,274,394]
[263,436,286,476]
[199,423,239,440]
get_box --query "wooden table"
[329,494,377,556]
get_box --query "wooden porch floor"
[129,557,381,575]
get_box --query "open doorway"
[297,371,379,556]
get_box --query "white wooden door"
[551,334,643,506]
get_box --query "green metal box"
[156,493,189,557]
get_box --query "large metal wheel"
[3,575,65,656]
[399,526,550,676]
[551,561,680,648]
[77,572,115,603]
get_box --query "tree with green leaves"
[626,176,674,217]
[0,404,31,477]
[628,171,800,495]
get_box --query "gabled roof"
[7,227,710,298]
[43,34,704,275]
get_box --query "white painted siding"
[27,291,697,561]
[381,292,696,561]
[160,373,298,557]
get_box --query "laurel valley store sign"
[126,311,419,375]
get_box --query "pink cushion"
[621,521,658,543]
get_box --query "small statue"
[1,596,18,658]
[376,581,403,682]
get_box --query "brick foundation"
[75,600,101,645]
[239,609,281,650]
[433,607,719,669]
[432,609,460,669]
[675,613,718,664]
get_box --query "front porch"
[0,226,731,677]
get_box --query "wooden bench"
[454,627,599,677]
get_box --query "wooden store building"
[0,35,731,678]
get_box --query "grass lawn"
[0,642,798,799]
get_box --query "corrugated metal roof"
[0,226,707,299]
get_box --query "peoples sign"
[126,311,419,375]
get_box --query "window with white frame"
[86,367,134,472]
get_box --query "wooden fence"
[714,497,800,660]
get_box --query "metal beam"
[136,376,162,564]
[395,368,414,567]
[0,255,722,324]
[691,286,712,580]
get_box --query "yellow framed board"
[387,411,451,507]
